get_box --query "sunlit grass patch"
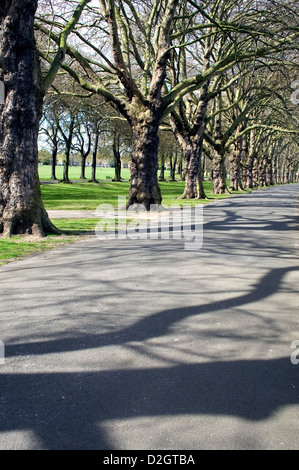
[0,235,76,266]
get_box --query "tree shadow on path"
[1,265,299,449]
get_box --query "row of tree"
[40,95,132,182]
[0,0,298,236]
[41,91,299,192]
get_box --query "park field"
[39,165,248,211]
[38,165,132,182]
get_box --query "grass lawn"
[41,175,250,211]
[39,165,131,181]
[0,236,77,266]
[50,218,130,233]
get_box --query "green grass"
[0,236,76,266]
[42,181,130,210]
[40,164,251,210]
[41,178,250,211]
[51,218,100,233]
[39,165,131,181]
[51,218,133,235]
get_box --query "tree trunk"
[252,155,259,188]
[127,118,162,210]
[244,130,255,189]
[61,116,75,183]
[177,152,183,180]
[51,146,58,180]
[245,153,254,189]
[274,154,279,184]
[266,157,274,186]
[159,153,166,181]
[170,151,177,181]
[112,134,122,182]
[179,139,206,199]
[259,157,268,187]
[80,153,87,180]
[90,132,99,183]
[0,0,59,237]
[79,130,91,180]
[213,152,227,194]
[229,132,243,191]
[62,145,71,183]
[229,144,240,191]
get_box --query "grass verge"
[0,235,77,266]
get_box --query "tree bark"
[61,114,75,183]
[229,142,241,191]
[213,152,227,194]
[80,153,87,180]
[0,0,59,237]
[266,148,274,186]
[244,131,256,189]
[112,133,122,182]
[170,151,177,181]
[259,157,268,187]
[159,153,166,181]
[252,155,259,188]
[78,129,91,180]
[177,152,183,180]
[90,132,99,183]
[266,157,274,186]
[62,145,71,183]
[179,138,207,199]
[127,118,162,210]
[51,146,58,180]
[245,152,254,189]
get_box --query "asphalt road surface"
[0,184,298,450]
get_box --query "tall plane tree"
[0,0,90,237]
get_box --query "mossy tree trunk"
[178,137,207,199]
[252,155,259,188]
[127,116,162,209]
[229,143,241,191]
[213,150,227,194]
[0,0,59,237]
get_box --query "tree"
[0,0,91,237]
[51,92,83,184]
[72,110,92,180]
[40,97,63,180]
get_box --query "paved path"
[0,185,298,450]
